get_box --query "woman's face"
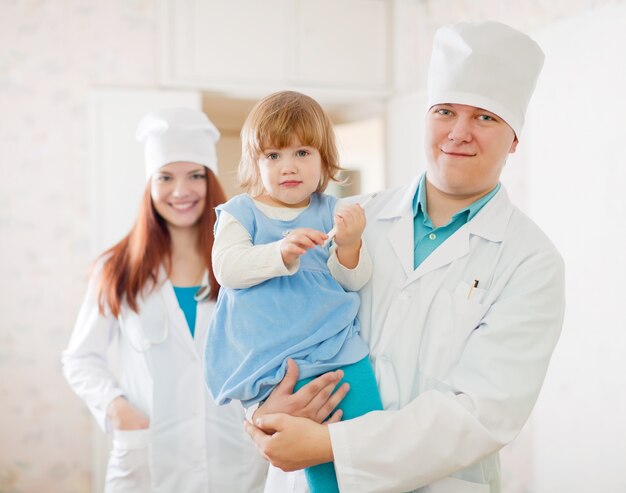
[150,162,207,229]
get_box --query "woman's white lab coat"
[62,266,268,493]
[265,179,565,493]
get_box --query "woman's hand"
[107,396,150,430]
[244,413,334,471]
[252,358,349,424]
[280,228,327,268]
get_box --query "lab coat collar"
[372,177,420,280]
[378,181,513,285]
[465,186,512,242]
[194,271,211,301]
[377,176,421,220]
[410,187,513,283]
[156,265,210,359]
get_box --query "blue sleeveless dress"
[204,192,369,407]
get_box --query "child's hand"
[280,228,327,267]
[333,204,366,250]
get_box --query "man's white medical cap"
[136,107,220,179]
[427,21,545,139]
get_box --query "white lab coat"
[62,265,268,493]
[266,179,565,493]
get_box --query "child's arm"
[328,203,372,291]
[328,242,372,292]
[213,211,299,289]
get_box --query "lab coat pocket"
[427,476,490,493]
[112,428,150,450]
[106,429,151,493]
[446,281,490,360]
[451,281,489,330]
[421,282,489,379]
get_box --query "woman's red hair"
[97,169,226,318]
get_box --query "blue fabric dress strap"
[215,193,258,237]
[216,192,337,242]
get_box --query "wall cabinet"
[160,0,389,99]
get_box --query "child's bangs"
[258,111,324,152]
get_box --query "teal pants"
[293,356,383,493]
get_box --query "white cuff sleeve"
[327,241,372,292]
[244,402,260,424]
[213,211,298,289]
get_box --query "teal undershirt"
[172,286,200,337]
[413,174,500,269]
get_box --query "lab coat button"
[428,233,436,240]
[399,291,410,300]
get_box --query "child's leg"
[293,356,382,493]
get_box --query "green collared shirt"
[412,174,501,269]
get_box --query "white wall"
[523,6,626,491]
[0,2,160,491]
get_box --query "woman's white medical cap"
[135,107,220,179]
[427,21,545,139]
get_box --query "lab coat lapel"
[388,212,415,279]
[467,187,513,243]
[157,267,199,359]
[403,186,513,286]
[406,226,470,285]
[193,271,214,354]
[194,301,212,352]
[377,178,420,281]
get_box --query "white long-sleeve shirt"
[212,198,372,292]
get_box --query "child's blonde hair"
[238,91,342,196]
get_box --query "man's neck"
[424,180,492,228]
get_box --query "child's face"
[256,138,322,208]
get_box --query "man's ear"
[509,136,519,154]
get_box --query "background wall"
[523,8,626,490]
[1,1,625,492]
[1,2,159,492]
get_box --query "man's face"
[425,103,518,198]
